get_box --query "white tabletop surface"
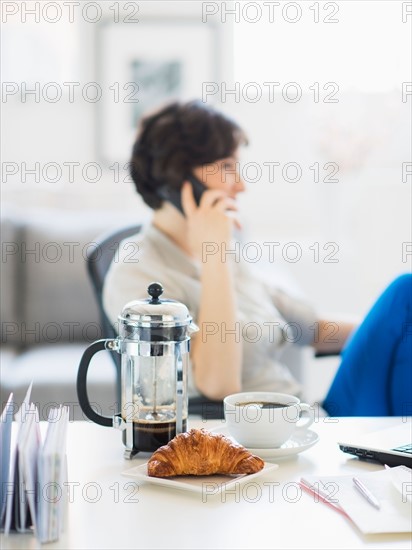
[1,416,411,550]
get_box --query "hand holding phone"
[181,182,241,259]
[158,175,206,215]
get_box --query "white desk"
[1,417,411,550]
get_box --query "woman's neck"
[152,204,193,257]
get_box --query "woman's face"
[192,153,245,200]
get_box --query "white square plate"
[122,462,279,494]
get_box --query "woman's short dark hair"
[129,100,247,209]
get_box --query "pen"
[352,477,381,510]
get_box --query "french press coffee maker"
[77,283,198,458]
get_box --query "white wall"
[222,0,411,317]
[2,0,411,320]
[220,93,410,318]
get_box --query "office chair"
[85,224,224,419]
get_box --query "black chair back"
[86,225,142,396]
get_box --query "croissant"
[147,428,264,477]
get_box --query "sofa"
[0,206,138,419]
[1,206,337,420]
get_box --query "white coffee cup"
[224,391,315,448]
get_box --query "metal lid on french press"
[118,283,195,342]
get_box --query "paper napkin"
[302,467,412,534]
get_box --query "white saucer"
[211,426,319,460]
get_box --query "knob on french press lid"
[147,282,163,304]
[118,281,196,331]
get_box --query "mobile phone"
[158,175,206,215]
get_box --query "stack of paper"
[0,385,69,543]
[301,467,412,534]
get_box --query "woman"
[103,100,411,416]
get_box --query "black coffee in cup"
[236,401,286,409]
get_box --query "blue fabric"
[323,274,412,416]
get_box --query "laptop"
[338,422,412,467]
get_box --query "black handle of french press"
[77,339,115,427]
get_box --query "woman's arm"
[313,319,356,354]
[192,254,242,400]
[269,286,356,354]
[182,183,242,400]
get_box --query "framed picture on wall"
[96,20,221,166]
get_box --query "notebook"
[338,422,412,467]
[0,386,69,543]
[301,466,412,534]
